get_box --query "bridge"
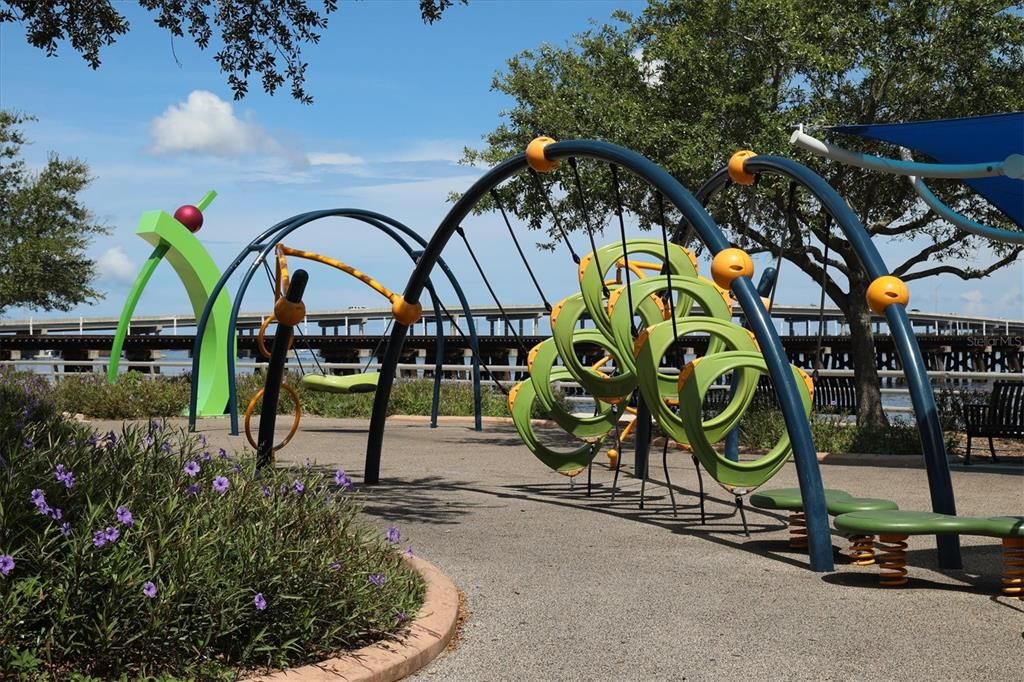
[1,304,1022,376]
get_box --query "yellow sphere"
[728,150,757,186]
[273,297,306,327]
[710,248,754,290]
[391,295,423,326]
[526,136,559,173]
[866,275,910,314]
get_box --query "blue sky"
[1,0,1020,323]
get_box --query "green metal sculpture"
[108,191,233,417]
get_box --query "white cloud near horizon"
[307,151,365,166]
[150,90,283,157]
[96,246,137,285]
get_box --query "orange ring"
[244,383,302,452]
[256,314,294,360]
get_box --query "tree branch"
[891,233,963,277]
[901,248,1023,282]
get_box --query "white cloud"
[150,90,281,156]
[307,152,365,166]
[96,247,137,285]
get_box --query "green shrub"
[55,371,191,418]
[0,382,423,679]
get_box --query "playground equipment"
[243,243,419,451]
[359,133,1019,580]
[110,191,233,417]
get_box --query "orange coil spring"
[789,511,808,549]
[848,534,876,566]
[877,534,909,587]
[1002,537,1024,599]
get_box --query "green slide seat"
[750,488,899,515]
[833,510,1024,538]
[300,372,379,394]
[508,375,602,477]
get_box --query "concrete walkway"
[101,417,1024,681]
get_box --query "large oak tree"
[464,0,1024,428]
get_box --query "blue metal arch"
[364,139,836,573]
[696,155,961,570]
[188,209,483,434]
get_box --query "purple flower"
[142,434,154,447]
[369,573,386,587]
[198,434,208,447]
[404,547,414,559]
[0,554,14,576]
[201,450,212,462]
[331,559,343,571]
[60,522,71,537]
[395,611,406,623]
[212,476,229,495]
[334,469,353,490]
[30,489,51,516]
[23,437,33,450]
[232,462,242,474]
[116,506,134,526]
[185,483,200,498]
[293,479,305,495]
[254,593,267,611]
[105,431,117,445]
[92,531,108,548]
[104,526,120,543]
[183,460,200,477]
[385,526,400,544]
[218,448,229,459]
[48,507,62,521]
[87,435,98,447]
[260,485,271,498]
[143,581,157,598]
[55,464,74,489]
[160,441,171,454]
[304,457,312,468]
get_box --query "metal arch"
[188,208,483,434]
[365,139,836,573]
[696,155,961,570]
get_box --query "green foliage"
[56,372,192,419]
[0,0,468,103]
[0,378,424,679]
[40,370,513,420]
[737,407,958,455]
[464,0,1024,427]
[0,111,107,315]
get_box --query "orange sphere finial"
[526,136,559,173]
[711,248,754,290]
[391,295,423,326]
[728,150,757,185]
[866,275,910,314]
[274,297,306,326]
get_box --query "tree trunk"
[843,279,889,429]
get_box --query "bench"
[962,380,1024,464]
[705,375,859,414]
[749,488,898,564]
[833,510,1024,597]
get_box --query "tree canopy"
[0,0,468,103]
[465,0,1024,426]
[0,111,107,315]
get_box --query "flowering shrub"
[0,380,423,679]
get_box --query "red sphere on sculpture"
[173,204,204,232]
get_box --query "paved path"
[100,417,1024,681]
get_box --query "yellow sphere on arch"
[866,275,910,314]
[728,150,758,185]
[526,136,559,173]
[710,248,754,290]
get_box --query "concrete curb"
[247,556,459,682]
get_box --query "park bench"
[833,510,1024,597]
[962,380,1024,464]
[706,375,859,414]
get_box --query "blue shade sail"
[830,112,1024,228]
